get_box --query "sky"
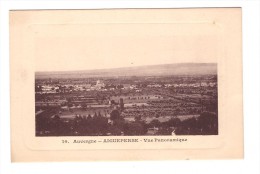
[34,23,220,72]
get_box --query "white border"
[0,1,259,174]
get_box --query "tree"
[110,100,116,105]
[81,103,87,110]
[197,112,218,135]
[135,115,141,122]
[110,118,125,135]
[124,122,145,135]
[50,114,63,135]
[186,117,197,133]
[149,119,161,128]
[165,118,181,127]
[87,114,92,120]
[35,85,43,92]
[110,109,120,121]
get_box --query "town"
[35,74,218,136]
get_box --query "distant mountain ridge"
[35,63,217,79]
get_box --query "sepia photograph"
[35,63,218,136]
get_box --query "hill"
[35,63,217,79]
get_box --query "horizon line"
[35,62,217,73]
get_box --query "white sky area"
[34,24,219,72]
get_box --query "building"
[95,80,105,89]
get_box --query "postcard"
[10,8,243,162]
